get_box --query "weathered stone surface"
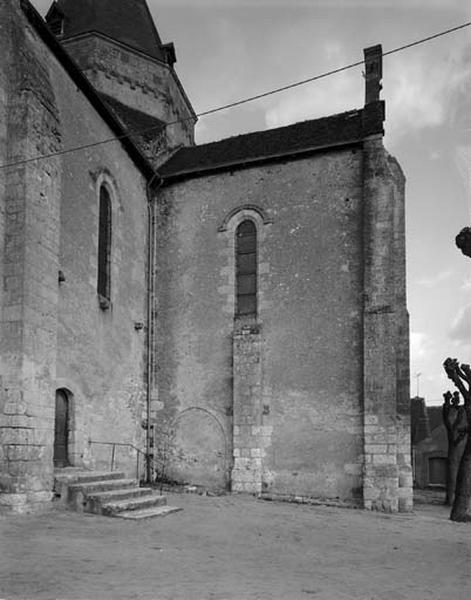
[0,1,410,513]
[0,0,151,512]
[62,34,195,162]
[154,140,409,508]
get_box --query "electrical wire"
[0,19,470,171]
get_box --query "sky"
[31,0,471,405]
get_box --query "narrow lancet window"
[97,185,112,303]
[235,220,257,318]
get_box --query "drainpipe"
[145,172,162,484]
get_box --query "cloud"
[265,29,471,146]
[449,304,471,341]
[416,270,453,287]
[410,331,429,358]
[265,43,361,129]
[385,32,471,144]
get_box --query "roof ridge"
[188,108,363,151]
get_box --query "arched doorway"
[54,389,70,468]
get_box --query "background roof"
[49,0,166,61]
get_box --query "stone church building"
[0,0,412,513]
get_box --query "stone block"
[6,444,44,461]
[3,401,27,416]
[364,444,387,454]
[372,454,395,465]
[398,472,413,488]
[0,493,27,509]
[0,427,34,445]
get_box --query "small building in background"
[411,397,447,489]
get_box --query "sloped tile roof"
[100,94,165,142]
[428,406,444,433]
[160,109,366,182]
[411,397,432,445]
[48,0,166,61]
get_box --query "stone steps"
[113,505,183,520]
[67,479,136,511]
[54,469,181,519]
[100,492,168,516]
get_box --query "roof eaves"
[20,0,157,182]
[161,138,364,185]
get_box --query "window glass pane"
[237,294,257,316]
[97,186,111,300]
[237,232,256,254]
[237,274,256,295]
[237,220,256,236]
[235,220,257,318]
[236,252,256,275]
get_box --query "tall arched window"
[235,220,257,318]
[97,185,112,303]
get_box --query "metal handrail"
[87,439,165,484]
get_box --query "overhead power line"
[0,19,470,171]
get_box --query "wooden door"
[54,390,69,468]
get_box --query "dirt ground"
[0,491,470,600]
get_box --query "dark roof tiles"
[48,0,166,61]
[160,109,365,181]
[100,94,165,142]
[411,397,432,445]
[428,406,445,433]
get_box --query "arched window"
[97,185,112,303]
[235,220,257,318]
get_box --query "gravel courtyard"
[0,492,469,600]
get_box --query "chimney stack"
[364,45,383,105]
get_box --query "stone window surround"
[217,206,272,325]
[93,170,119,310]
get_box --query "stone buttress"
[361,46,412,512]
[0,0,62,513]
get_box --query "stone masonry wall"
[1,0,150,512]
[390,154,413,512]
[232,327,264,493]
[156,148,366,502]
[47,53,149,474]
[362,135,411,512]
[0,0,62,512]
[62,35,195,154]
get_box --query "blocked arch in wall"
[167,407,230,490]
